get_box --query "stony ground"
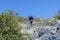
[20,20,60,40]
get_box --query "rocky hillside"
[19,10,60,40]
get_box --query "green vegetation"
[0,10,30,40]
[54,10,60,19]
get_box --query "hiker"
[28,16,34,27]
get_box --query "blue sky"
[0,0,60,18]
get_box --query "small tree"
[0,10,30,40]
